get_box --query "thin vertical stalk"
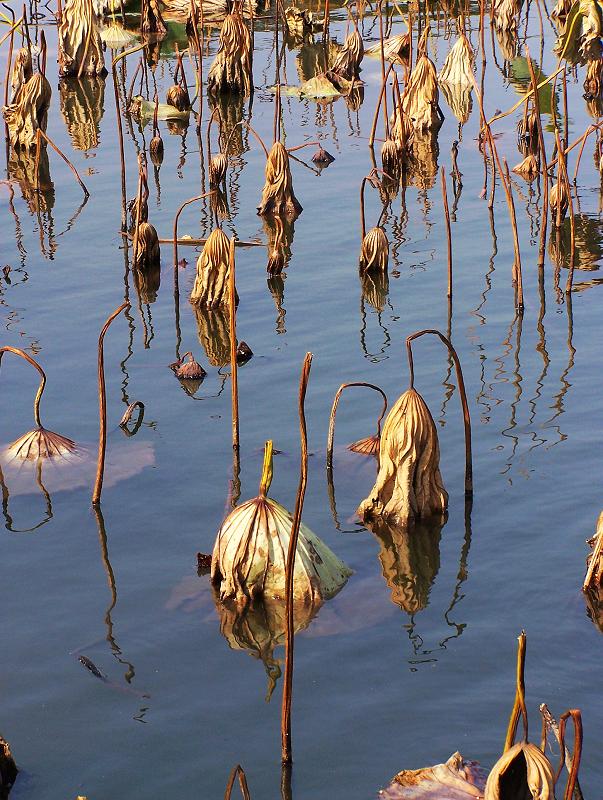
[281,352,313,765]
[93,303,130,506]
[503,159,523,311]
[228,237,239,454]
[504,630,528,751]
[440,166,452,299]
[526,48,548,269]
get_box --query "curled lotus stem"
[35,128,90,199]
[172,192,215,281]
[119,400,144,436]
[206,105,220,162]
[556,710,583,800]
[326,382,388,468]
[281,351,313,765]
[0,346,46,427]
[93,302,130,507]
[238,119,269,158]
[504,630,528,750]
[224,764,251,800]
[406,329,473,497]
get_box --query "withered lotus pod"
[10,48,32,100]
[210,152,228,187]
[390,106,414,153]
[329,29,364,83]
[583,512,603,623]
[359,226,389,272]
[236,341,253,363]
[190,227,235,308]
[170,351,207,380]
[550,180,569,224]
[133,222,161,272]
[150,134,164,166]
[492,0,522,33]
[311,145,335,165]
[484,742,555,800]
[0,732,18,796]
[166,83,190,112]
[402,53,442,133]
[257,142,303,218]
[58,0,106,77]
[380,752,486,798]
[3,72,52,150]
[361,268,389,314]
[133,258,160,304]
[358,388,448,525]
[513,154,539,181]
[0,347,77,462]
[438,34,475,89]
[207,11,252,96]
[211,440,352,605]
[381,138,400,177]
[440,82,473,124]
[584,57,603,96]
[141,0,167,34]
[517,106,539,155]
[365,32,409,64]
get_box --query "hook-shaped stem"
[281,352,313,765]
[326,382,388,469]
[224,764,251,800]
[556,710,583,800]
[504,630,528,750]
[406,329,473,496]
[0,346,47,428]
[93,303,130,506]
[238,119,269,158]
[119,400,145,436]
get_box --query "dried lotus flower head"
[492,0,522,34]
[550,179,569,224]
[438,34,475,89]
[190,227,235,308]
[584,57,603,97]
[211,440,352,606]
[517,104,539,155]
[166,49,191,111]
[513,153,539,181]
[358,388,448,525]
[0,347,77,463]
[209,152,228,187]
[3,71,52,149]
[329,27,364,84]
[170,351,207,380]
[133,222,160,272]
[311,145,335,166]
[359,226,389,272]
[149,94,164,166]
[10,48,33,100]
[390,106,414,153]
[484,742,555,800]
[58,0,106,77]
[257,142,302,218]
[401,50,442,133]
[207,10,252,96]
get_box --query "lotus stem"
[554,129,576,295]
[540,704,585,800]
[172,192,214,286]
[483,65,564,129]
[119,400,144,435]
[0,346,46,427]
[378,0,389,138]
[281,351,313,765]
[326,382,388,469]
[228,236,239,454]
[238,119,269,158]
[159,236,263,247]
[93,302,130,507]
[503,630,527,751]
[440,166,452,299]
[35,129,89,198]
[557,710,583,800]
[286,141,321,154]
[190,0,204,134]
[224,764,251,800]
[406,329,472,497]
[502,158,523,311]
[369,61,395,148]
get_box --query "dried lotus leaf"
[358,388,448,525]
[190,228,234,308]
[379,751,487,798]
[365,33,409,64]
[6,427,77,461]
[402,54,442,133]
[484,741,555,800]
[550,180,569,223]
[257,142,302,218]
[329,29,364,82]
[492,0,523,33]
[10,48,32,101]
[3,72,52,150]
[438,35,475,88]
[207,11,252,96]
[58,0,106,77]
[100,22,137,48]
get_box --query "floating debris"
[170,351,207,380]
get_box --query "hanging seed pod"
[210,152,228,187]
[10,48,33,101]
[390,106,414,154]
[207,10,252,96]
[584,57,603,96]
[0,347,77,462]
[359,226,389,272]
[311,145,335,165]
[141,0,167,34]
[402,52,442,133]
[166,83,190,111]
[517,104,539,155]
[211,440,352,606]
[170,351,207,380]
[358,388,447,524]
[149,94,164,166]
[236,341,253,363]
[484,743,555,800]
[438,34,475,88]
[58,0,106,77]
[329,28,364,84]
[257,142,303,217]
[550,180,569,223]
[512,153,539,181]
[133,222,161,272]
[190,228,235,308]
[3,72,52,150]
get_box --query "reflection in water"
[213,588,319,701]
[133,259,161,304]
[360,267,389,313]
[268,275,287,334]
[406,131,440,190]
[59,76,105,152]
[0,460,53,533]
[359,295,391,363]
[548,213,603,273]
[192,303,232,367]
[264,214,295,271]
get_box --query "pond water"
[1,2,602,798]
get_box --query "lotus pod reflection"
[257,142,302,218]
[190,228,234,308]
[484,742,555,800]
[550,179,569,224]
[358,389,448,525]
[211,441,352,606]
[209,152,228,187]
[192,304,231,367]
[59,77,105,152]
[58,0,106,77]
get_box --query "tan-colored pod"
[3,73,51,149]
[550,180,569,224]
[207,11,252,96]
[358,388,448,525]
[58,0,106,77]
[209,152,228,187]
[133,222,161,272]
[359,226,389,272]
[402,53,442,133]
[513,154,539,181]
[190,228,234,308]
[257,142,302,217]
[484,742,555,800]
